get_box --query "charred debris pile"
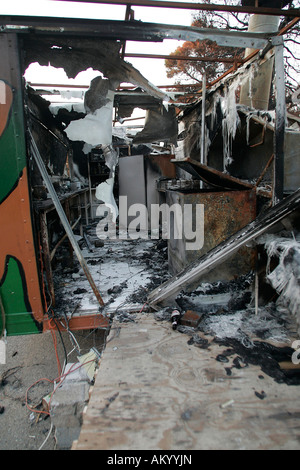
[20,20,300,384]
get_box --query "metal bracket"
[271,36,284,47]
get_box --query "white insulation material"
[260,234,300,330]
[220,80,241,170]
[65,102,113,146]
[95,177,118,222]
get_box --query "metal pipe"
[53,0,300,17]
[273,39,286,204]
[125,53,240,63]
[200,71,206,167]
[239,14,279,110]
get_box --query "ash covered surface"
[172,302,300,386]
[175,273,254,314]
[52,225,171,319]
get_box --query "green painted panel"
[0,256,39,336]
[0,34,44,336]
[0,84,27,204]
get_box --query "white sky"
[0,0,195,86]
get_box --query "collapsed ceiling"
[22,34,180,148]
[22,36,169,102]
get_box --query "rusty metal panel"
[167,188,257,283]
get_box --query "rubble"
[1,5,300,451]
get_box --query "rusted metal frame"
[148,187,300,307]
[53,0,300,18]
[68,194,84,237]
[29,130,105,308]
[255,154,274,188]
[278,16,300,36]
[63,199,75,261]
[50,215,82,261]
[27,82,90,89]
[78,195,84,237]
[124,53,242,63]
[40,211,56,306]
[273,36,286,205]
[120,4,134,60]
[250,124,266,148]
[43,312,109,332]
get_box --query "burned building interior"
[1,0,300,451]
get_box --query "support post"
[200,72,206,190]
[200,71,206,167]
[273,37,286,205]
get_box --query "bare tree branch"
[284,45,300,61]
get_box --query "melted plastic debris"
[214,336,300,386]
[174,302,299,385]
[259,232,300,334]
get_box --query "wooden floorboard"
[73,312,300,450]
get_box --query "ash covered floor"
[52,223,171,318]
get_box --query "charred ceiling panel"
[26,87,70,188]
[22,36,169,102]
[84,76,116,114]
[133,106,178,145]
[114,88,162,120]
[22,35,176,151]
